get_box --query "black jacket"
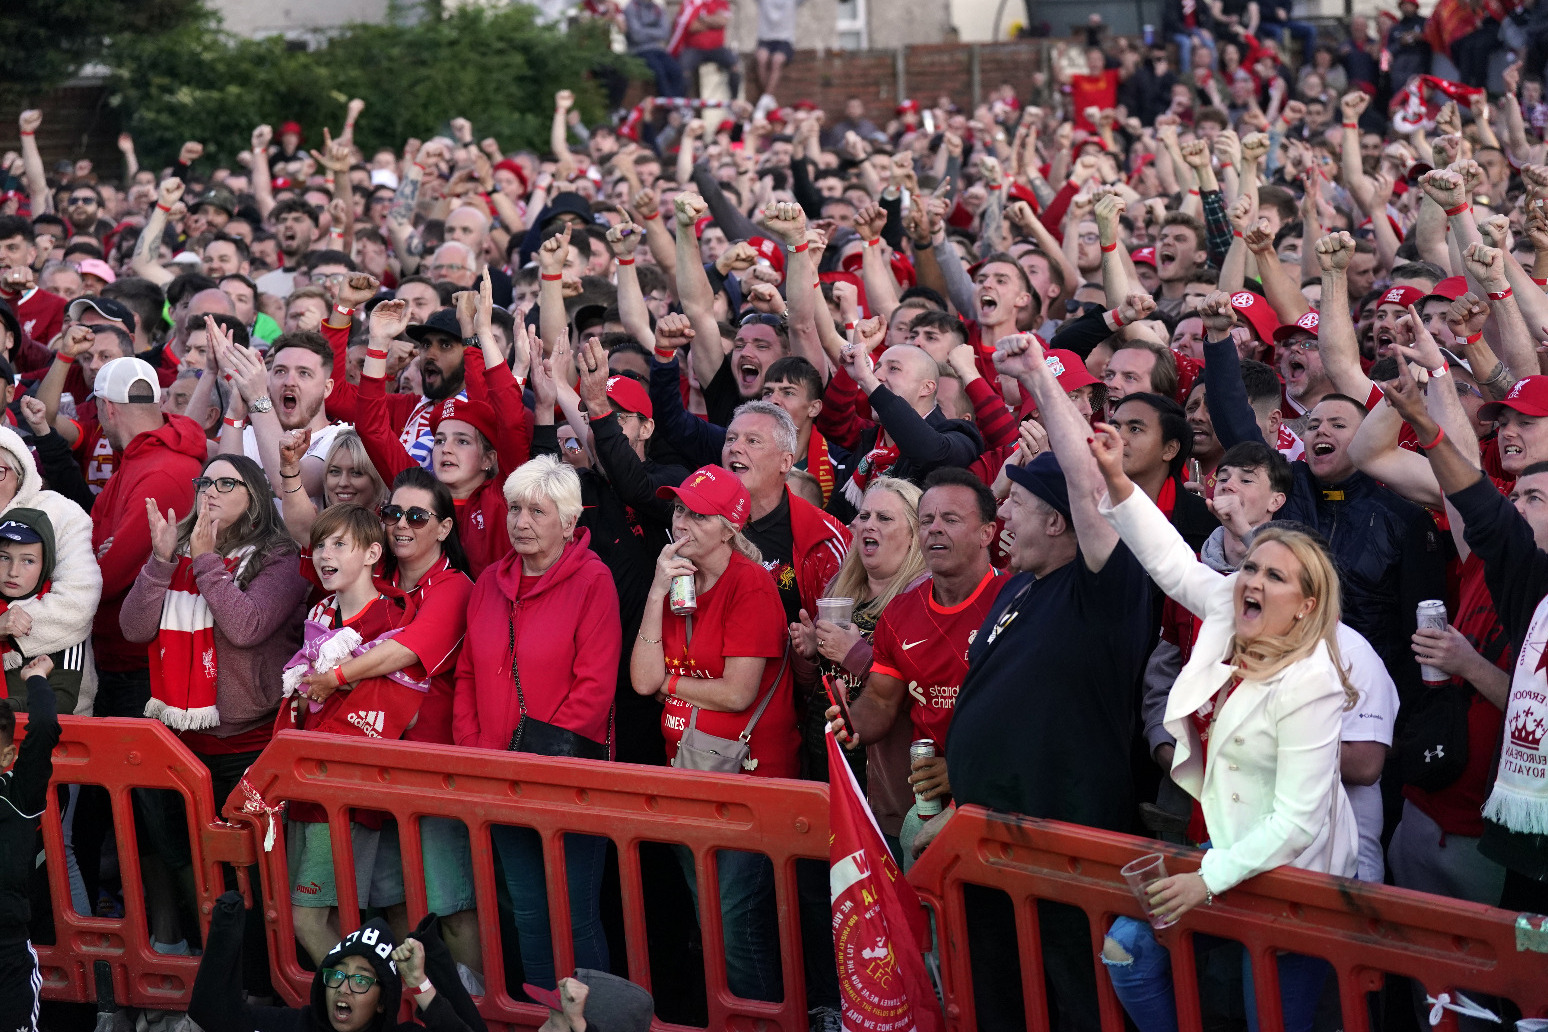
[826,386,984,524]
[190,893,485,1032]
[0,675,56,938]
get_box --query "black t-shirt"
[946,546,1153,833]
[743,492,801,624]
[703,356,746,430]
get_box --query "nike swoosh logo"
[902,640,926,650]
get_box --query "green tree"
[0,0,205,100]
[106,5,625,168]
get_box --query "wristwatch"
[248,395,274,414]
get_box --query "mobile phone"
[922,110,936,135]
[823,674,854,736]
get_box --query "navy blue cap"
[1003,451,1071,519]
[0,520,43,545]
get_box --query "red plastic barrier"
[18,715,255,1010]
[908,805,1548,1032]
[227,730,832,1032]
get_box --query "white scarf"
[1482,594,1548,834]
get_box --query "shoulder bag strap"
[736,646,790,743]
[510,608,528,717]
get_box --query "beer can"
[910,739,943,817]
[669,573,697,615]
[1417,600,1448,686]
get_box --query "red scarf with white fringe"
[146,550,252,731]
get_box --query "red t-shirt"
[70,417,118,495]
[1069,70,1120,131]
[661,552,799,778]
[10,287,66,346]
[1402,553,1507,835]
[396,556,474,746]
[869,568,1005,748]
[682,0,729,49]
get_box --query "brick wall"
[768,41,1052,129]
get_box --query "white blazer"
[1102,488,1359,894]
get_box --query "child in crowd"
[0,510,90,714]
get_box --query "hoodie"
[0,507,88,714]
[189,891,485,1032]
[90,413,207,672]
[452,530,622,751]
[0,425,101,711]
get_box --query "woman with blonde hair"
[1087,422,1357,1032]
[277,427,389,546]
[790,476,926,801]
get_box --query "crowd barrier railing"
[908,805,1548,1032]
[20,715,256,1011]
[22,719,1548,1031]
[226,729,834,1032]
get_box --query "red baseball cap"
[1376,284,1426,310]
[1272,309,1319,344]
[897,99,920,114]
[1479,375,1548,422]
[1229,290,1282,344]
[1044,347,1101,392]
[748,235,785,280]
[1130,247,1157,267]
[428,397,498,446]
[657,465,753,529]
[1423,276,1467,303]
[605,375,653,418]
[493,158,529,193]
[694,215,714,238]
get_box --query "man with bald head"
[442,204,514,305]
[425,241,479,289]
[146,287,237,379]
[827,341,985,521]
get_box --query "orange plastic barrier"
[226,730,833,1032]
[18,715,255,1011]
[908,805,1548,1032]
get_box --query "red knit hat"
[428,397,499,447]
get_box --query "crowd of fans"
[4,4,1548,1032]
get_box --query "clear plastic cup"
[817,596,855,628]
[1121,853,1178,929]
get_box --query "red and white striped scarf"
[145,548,254,731]
[667,0,708,56]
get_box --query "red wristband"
[654,347,677,362]
[333,666,348,687]
[1534,277,1548,287]
[334,304,354,319]
[987,183,1003,190]
[642,210,660,220]
[617,257,635,265]
[366,348,388,360]
[1100,241,1117,252]
[1464,331,1484,345]
[1109,308,1127,329]
[1187,188,1200,197]
[1342,121,1358,129]
[1488,287,1513,301]
[791,241,810,253]
[1417,426,1447,452]
[541,273,563,281]
[156,203,171,213]
[667,673,680,697]
[844,322,857,332]
[865,237,881,247]
[222,416,246,430]
[1444,202,1471,216]
[18,132,33,137]
[55,352,74,364]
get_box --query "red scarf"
[667,0,707,56]
[807,429,836,505]
[844,431,899,507]
[146,550,252,731]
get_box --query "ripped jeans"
[1101,915,1331,1032]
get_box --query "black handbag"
[1390,634,1505,792]
[506,660,608,761]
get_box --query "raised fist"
[655,311,695,350]
[179,141,204,165]
[1419,169,1466,212]
[17,110,41,135]
[252,124,272,152]
[1314,231,1356,273]
[1180,139,1212,170]
[674,192,708,228]
[1198,291,1237,333]
[760,200,807,246]
[1340,91,1370,121]
[157,177,185,209]
[555,90,575,112]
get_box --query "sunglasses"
[379,504,435,527]
[192,476,246,494]
[1454,378,1483,400]
[320,968,378,993]
[739,312,785,329]
[68,195,98,206]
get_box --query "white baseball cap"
[95,356,161,404]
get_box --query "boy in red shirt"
[278,503,429,964]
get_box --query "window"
[834,0,868,50]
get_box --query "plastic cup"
[817,596,854,628]
[1121,853,1178,929]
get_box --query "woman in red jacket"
[355,295,530,579]
[629,464,798,1003]
[452,454,621,990]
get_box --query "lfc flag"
[827,726,945,1032]
[1388,75,1485,134]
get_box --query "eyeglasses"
[68,195,98,206]
[379,504,435,527]
[1283,337,1318,352]
[192,476,246,494]
[428,263,472,276]
[315,272,349,286]
[1455,379,1483,400]
[0,467,11,481]
[739,312,784,329]
[320,968,378,994]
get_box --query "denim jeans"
[1173,31,1215,73]
[638,47,686,97]
[679,46,742,98]
[490,825,610,989]
[1103,916,1330,1032]
[676,846,782,1002]
[1258,20,1318,60]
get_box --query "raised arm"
[1242,218,1310,323]
[1312,232,1376,403]
[671,193,729,389]
[17,110,50,215]
[996,333,1119,570]
[130,179,181,288]
[249,124,276,220]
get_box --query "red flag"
[827,723,944,1032]
[1389,75,1484,134]
[667,0,707,57]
